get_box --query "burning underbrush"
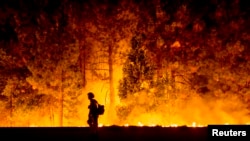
[113,90,250,127]
[0,79,249,127]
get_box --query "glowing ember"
[82,123,250,127]
[98,123,103,127]
[170,124,178,127]
[138,122,144,127]
[192,122,196,127]
[149,124,156,127]
[198,124,205,127]
[28,123,250,127]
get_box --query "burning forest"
[0,0,250,127]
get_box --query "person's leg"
[93,116,98,134]
[88,118,99,141]
[88,116,95,133]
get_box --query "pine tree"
[118,34,154,99]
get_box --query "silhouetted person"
[87,92,99,135]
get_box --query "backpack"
[97,104,105,115]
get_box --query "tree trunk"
[108,44,115,121]
[171,70,176,95]
[155,0,163,81]
[10,91,13,127]
[59,70,64,126]
[79,42,86,87]
[50,105,54,126]
[156,52,163,80]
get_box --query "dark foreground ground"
[0,126,208,141]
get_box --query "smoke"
[177,93,249,125]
